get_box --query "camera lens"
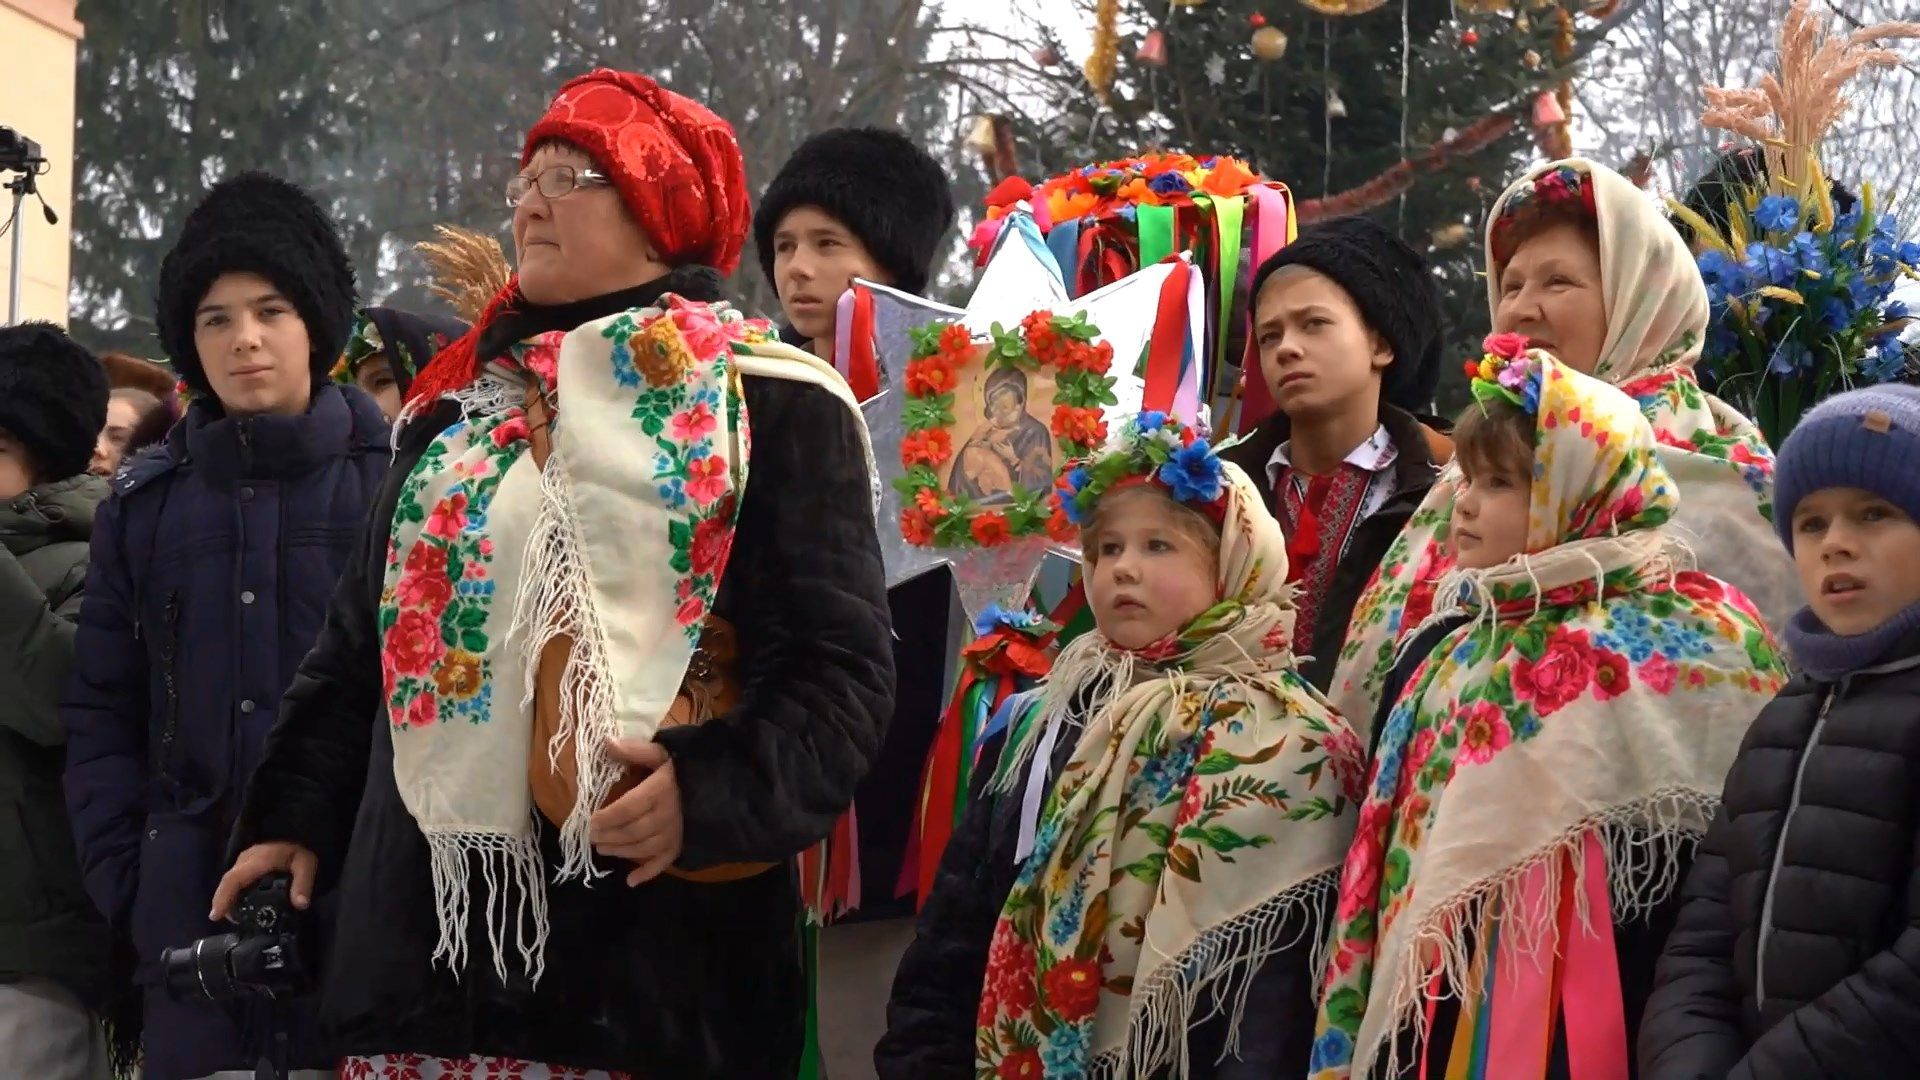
[160,933,245,1002]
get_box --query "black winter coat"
[230,278,895,1077]
[1639,648,1920,1079]
[61,384,389,1079]
[1218,405,1446,692]
[876,698,1323,1079]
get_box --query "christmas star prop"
[847,209,1204,622]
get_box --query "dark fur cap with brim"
[753,127,956,298]
[155,171,357,398]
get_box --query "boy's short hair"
[1775,385,1920,552]
[1083,485,1222,563]
[1452,396,1538,479]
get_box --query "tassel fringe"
[424,828,549,986]
[508,446,625,882]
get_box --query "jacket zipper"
[155,590,182,779]
[1754,685,1837,1008]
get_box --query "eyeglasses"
[505,165,613,208]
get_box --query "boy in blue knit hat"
[1641,384,1920,1077]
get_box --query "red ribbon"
[1143,258,1192,414]
[844,286,880,401]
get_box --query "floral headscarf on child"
[1308,350,1786,1080]
[975,416,1365,1079]
[1331,159,1792,733]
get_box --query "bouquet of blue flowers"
[1683,192,1917,444]
[1669,0,1920,446]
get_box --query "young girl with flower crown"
[877,413,1366,1079]
[1310,342,1787,1080]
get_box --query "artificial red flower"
[901,428,954,467]
[1483,331,1532,360]
[900,508,935,546]
[1041,958,1103,1022]
[1050,406,1106,447]
[972,512,1013,546]
[938,323,974,360]
[905,356,958,397]
[915,488,949,521]
[1046,506,1078,543]
[1023,311,1063,364]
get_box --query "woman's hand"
[590,738,685,886]
[211,841,319,920]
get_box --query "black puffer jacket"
[230,274,895,1076]
[1639,646,1920,1079]
[876,696,1322,1079]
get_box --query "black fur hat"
[155,171,357,397]
[753,128,956,298]
[1249,215,1447,415]
[0,321,110,483]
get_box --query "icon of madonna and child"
[947,365,1057,506]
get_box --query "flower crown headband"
[1490,164,1599,262]
[1053,411,1229,527]
[1465,332,1545,415]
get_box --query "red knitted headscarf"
[406,69,750,408]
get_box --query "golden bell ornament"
[1430,223,1473,249]
[965,116,998,156]
[1251,25,1289,61]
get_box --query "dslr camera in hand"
[161,871,307,1002]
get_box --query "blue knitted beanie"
[1774,383,1920,552]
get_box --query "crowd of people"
[2,60,1917,1080]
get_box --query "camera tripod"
[2,126,58,324]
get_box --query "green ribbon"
[1212,195,1246,392]
[1138,203,1177,270]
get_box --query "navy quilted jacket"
[60,383,389,1080]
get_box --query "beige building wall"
[0,0,82,325]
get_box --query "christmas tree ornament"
[1299,0,1386,13]
[1249,12,1267,26]
[1032,45,1062,67]
[965,115,998,156]
[1251,25,1289,61]
[1516,13,1531,32]
[1086,0,1120,103]
[1523,48,1542,69]
[1205,54,1229,85]
[1429,222,1472,249]
[1459,28,1480,46]
[1326,87,1348,119]
[1531,90,1567,127]
[1138,28,1169,66]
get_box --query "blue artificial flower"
[1157,441,1225,505]
[1059,466,1093,525]
[1817,296,1852,332]
[1864,338,1908,383]
[1900,240,1920,267]
[1887,300,1912,322]
[1743,242,1799,289]
[1768,339,1815,375]
[1836,208,1864,234]
[974,603,1043,637]
[1754,195,1801,233]
[1135,409,1169,434]
[1696,249,1742,293]
[1148,171,1192,196]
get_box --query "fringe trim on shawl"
[1088,869,1342,1080]
[424,828,550,986]
[507,446,624,882]
[395,372,523,450]
[1357,788,1714,1080]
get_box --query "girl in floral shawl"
[878,414,1365,1080]
[1331,159,1795,733]
[1309,346,1786,1080]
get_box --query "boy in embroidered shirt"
[1312,345,1783,1080]
[879,414,1364,1079]
[1220,215,1453,691]
[1641,386,1920,1078]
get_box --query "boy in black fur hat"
[61,172,387,1079]
[0,322,115,1079]
[754,126,956,356]
[1218,215,1454,692]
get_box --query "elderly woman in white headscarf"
[1330,158,1794,731]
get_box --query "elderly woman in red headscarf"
[213,70,894,1078]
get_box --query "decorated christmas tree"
[1019,0,1631,416]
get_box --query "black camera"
[160,871,307,1002]
[0,126,43,173]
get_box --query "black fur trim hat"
[753,128,956,298]
[155,171,357,397]
[0,321,110,483]
[1250,215,1446,414]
